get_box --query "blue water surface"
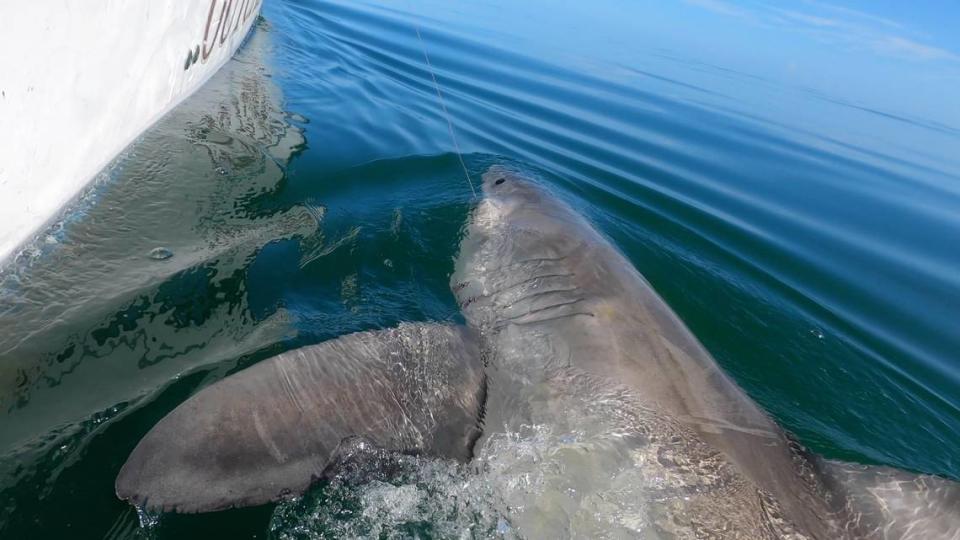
[1,1,958,537]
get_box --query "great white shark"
[117,166,960,538]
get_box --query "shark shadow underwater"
[116,166,960,539]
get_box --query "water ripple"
[1,1,959,537]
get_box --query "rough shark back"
[453,166,960,538]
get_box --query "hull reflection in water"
[0,22,306,457]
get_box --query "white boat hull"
[0,0,262,263]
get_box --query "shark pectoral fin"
[115,322,486,514]
[823,459,960,539]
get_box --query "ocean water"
[1,1,959,538]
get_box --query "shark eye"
[495,177,506,185]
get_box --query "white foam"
[270,421,664,539]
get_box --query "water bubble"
[270,451,508,539]
[136,506,161,529]
[148,247,173,261]
[809,328,825,340]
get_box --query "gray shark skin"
[116,165,959,539]
[116,323,485,513]
[450,166,960,539]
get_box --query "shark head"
[452,166,594,340]
[472,165,570,230]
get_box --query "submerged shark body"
[117,166,960,538]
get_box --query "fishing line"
[411,21,477,198]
